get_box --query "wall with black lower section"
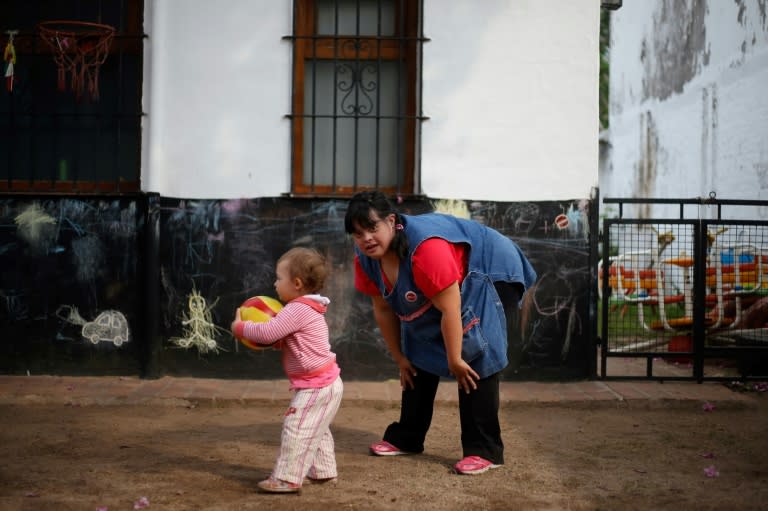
[0,195,152,376]
[1,195,594,381]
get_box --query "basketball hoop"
[37,20,115,101]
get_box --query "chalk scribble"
[169,287,226,354]
[15,203,57,253]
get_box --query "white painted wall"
[143,0,600,201]
[421,0,600,201]
[602,0,768,219]
[143,0,292,198]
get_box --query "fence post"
[692,220,707,382]
[589,187,600,379]
[140,193,162,378]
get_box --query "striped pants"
[272,377,344,484]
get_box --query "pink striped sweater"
[233,294,340,389]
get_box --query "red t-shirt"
[354,238,468,298]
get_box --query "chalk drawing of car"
[82,310,130,346]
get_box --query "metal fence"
[599,197,768,381]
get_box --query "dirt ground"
[1,395,767,511]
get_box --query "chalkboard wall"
[1,194,594,381]
[0,196,148,375]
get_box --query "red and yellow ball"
[236,295,283,351]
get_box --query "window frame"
[290,0,421,197]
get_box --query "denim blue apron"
[356,213,537,378]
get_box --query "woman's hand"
[448,358,480,394]
[394,354,418,390]
[370,295,415,388]
[430,282,479,393]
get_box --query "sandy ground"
[1,393,767,511]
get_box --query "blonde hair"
[278,247,328,293]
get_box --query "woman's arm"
[371,294,417,389]
[430,281,479,393]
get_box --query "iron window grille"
[288,0,427,197]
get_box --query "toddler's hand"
[231,307,242,333]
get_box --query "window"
[290,0,424,196]
[1,0,144,194]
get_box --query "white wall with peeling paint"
[142,0,599,201]
[602,0,768,219]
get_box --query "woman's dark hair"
[345,191,409,259]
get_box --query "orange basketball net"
[37,20,115,101]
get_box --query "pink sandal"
[369,440,409,456]
[257,476,301,494]
[453,455,501,475]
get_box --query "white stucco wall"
[421,0,600,201]
[602,0,768,219]
[143,0,292,198]
[143,0,599,201]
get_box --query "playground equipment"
[600,243,767,334]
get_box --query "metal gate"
[599,197,768,381]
